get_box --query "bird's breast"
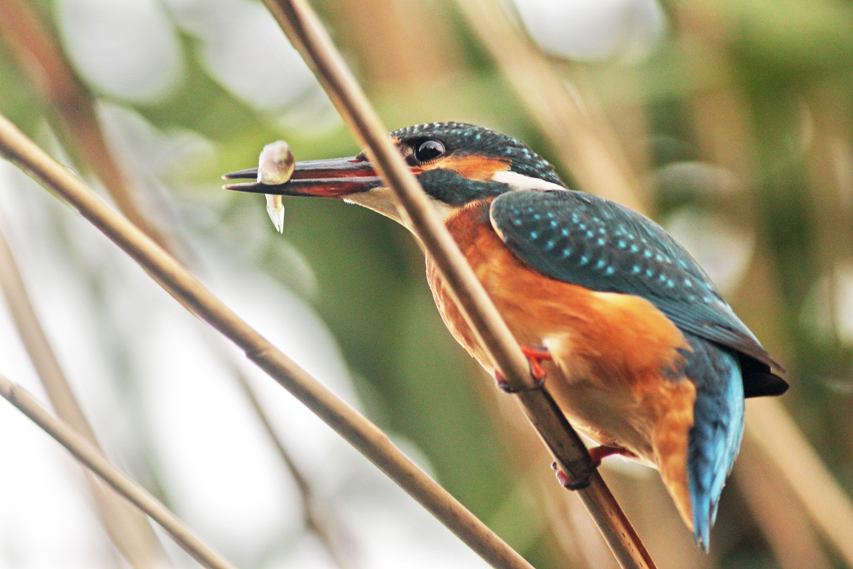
[425,200,697,478]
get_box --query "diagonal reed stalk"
[454,0,648,214]
[747,400,853,566]
[0,1,353,563]
[260,1,654,567]
[0,218,170,568]
[0,2,655,566]
[0,112,535,569]
[0,373,237,569]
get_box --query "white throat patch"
[491,170,568,192]
[343,186,457,229]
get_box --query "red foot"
[551,461,594,490]
[494,345,553,393]
[551,446,636,491]
[588,445,637,464]
[521,345,553,382]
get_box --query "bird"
[224,122,788,550]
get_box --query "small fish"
[258,141,295,233]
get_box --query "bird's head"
[224,122,567,225]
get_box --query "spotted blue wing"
[683,334,744,550]
[489,189,782,376]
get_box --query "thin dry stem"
[0,2,353,560]
[0,373,237,569]
[455,0,648,214]
[0,0,173,253]
[0,4,175,563]
[0,213,169,568]
[734,438,833,569]
[260,0,654,567]
[747,399,853,566]
[223,354,356,569]
[0,112,535,569]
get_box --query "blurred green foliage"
[1,0,852,567]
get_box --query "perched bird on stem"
[225,122,787,550]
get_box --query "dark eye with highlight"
[413,139,446,163]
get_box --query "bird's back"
[430,192,770,549]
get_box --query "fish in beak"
[223,156,384,199]
[223,146,429,227]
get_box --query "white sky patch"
[56,0,184,103]
[663,207,755,296]
[0,407,109,568]
[96,103,215,183]
[511,0,667,62]
[133,314,305,556]
[166,0,319,114]
[801,264,853,345]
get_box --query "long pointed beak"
[223,157,385,198]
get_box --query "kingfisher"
[224,122,787,550]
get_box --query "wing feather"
[489,190,786,396]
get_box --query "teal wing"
[488,189,787,397]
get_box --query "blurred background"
[0,0,851,568]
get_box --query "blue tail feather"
[684,334,745,551]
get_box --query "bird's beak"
[222,157,385,198]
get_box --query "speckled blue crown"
[390,122,564,186]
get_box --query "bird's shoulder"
[488,189,782,375]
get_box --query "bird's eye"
[413,139,445,163]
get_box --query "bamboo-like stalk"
[454,0,648,214]
[221,353,356,569]
[0,112,535,569]
[734,437,833,569]
[0,3,175,564]
[0,373,237,569]
[0,0,172,253]
[259,1,654,567]
[0,2,353,562]
[0,212,169,569]
[747,399,853,566]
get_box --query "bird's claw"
[494,345,553,392]
[522,345,552,382]
[550,445,636,490]
[551,461,595,490]
[494,368,531,393]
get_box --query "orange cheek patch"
[425,155,511,181]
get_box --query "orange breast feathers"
[425,199,698,522]
[427,199,691,386]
